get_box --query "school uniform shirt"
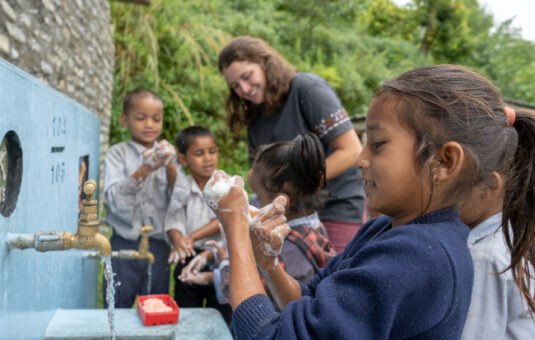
[232,208,474,339]
[248,73,365,224]
[461,213,535,339]
[103,140,186,241]
[164,174,221,250]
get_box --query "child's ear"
[177,153,188,167]
[435,141,464,182]
[120,114,129,128]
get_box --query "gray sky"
[391,0,535,43]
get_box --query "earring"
[432,173,439,184]
[358,159,369,168]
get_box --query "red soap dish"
[137,294,180,326]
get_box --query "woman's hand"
[168,232,196,265]
[250,195,290,271]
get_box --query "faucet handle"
[138,226,153,256]
[79,179,98,225]
[83,180,97,200]
[140,226,153,235]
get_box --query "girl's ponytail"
[254,133,326,215]
[288,133,326,197]
[503,109,535,314]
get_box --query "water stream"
[102,256,116,340]
[147,263,152,295]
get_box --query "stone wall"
[0,0,114,199]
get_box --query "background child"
[203,64,535,339]
[459,118,535,338]
[103,88,182,308]
[164,126,228,319]
[180,133,336,310]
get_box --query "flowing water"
[147,263,152,294]
[103,256,116,340]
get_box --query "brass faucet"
[7,180,111,256]
[63,180,111,256]
[86,225,155,263]
[133,226,155,263]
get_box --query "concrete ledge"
[44,307,233,340]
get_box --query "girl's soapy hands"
[250,195,290,271]
[203,170,250,233]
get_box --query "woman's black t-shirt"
[248,73,365,223]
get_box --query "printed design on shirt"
[313,108,350,138]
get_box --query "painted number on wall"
[50,116,67,185]
[51,162,66,184]
[52,116,67,137]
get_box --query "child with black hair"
[459,112,535,339]
[164,126,229,321]
[181,133,336,310]
[103,88,182,308]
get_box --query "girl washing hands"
[181,134,336,308]
[205,64,535,339]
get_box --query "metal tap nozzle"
[7,180,111,256]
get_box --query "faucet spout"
[6,179,111,257]
[63,231,111,256]
[86,226,154,263]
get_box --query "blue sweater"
[232,208,474,339]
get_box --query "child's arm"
[165,162,177,189]
[249,198,302,310]
[130,163,157,183]
[188,218,220,244]
[205,171,299,309]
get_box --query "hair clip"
[504,106,516,127]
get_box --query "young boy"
[103,88,185,308]
[164,126,231,322]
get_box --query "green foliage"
[109,0,535,183]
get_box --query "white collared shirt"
[462,213,535,339]
[103,140,187,241]
[164,175,220,249]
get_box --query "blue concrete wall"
[0,58,101,339]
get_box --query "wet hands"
[178,253,208,283]
[206,239,228,263]
[142,140,176,170]
[178,252,213,285]
[179,271,213,285]
[168,233,196,265]
[203,170,250,231]
[250,196,290,270]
